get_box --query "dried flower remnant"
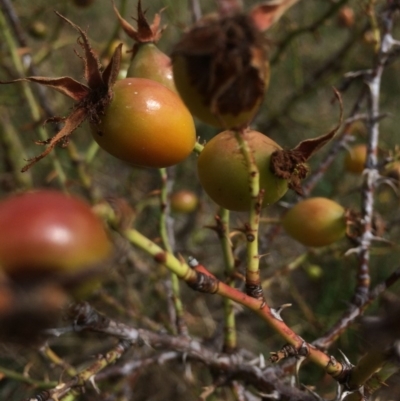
[172,11,269,129]
[0,12,122,172]
[171,0,302,129]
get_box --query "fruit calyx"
[0,12,122,172]
[113,0,164,46]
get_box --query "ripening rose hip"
[128,44,177,93]
[0,190,112,279]
[197,130,288,211]
[282,197,347,247]
[344,144,367,174]
[91,78,196,168]
[170,190,199,213]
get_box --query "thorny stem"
[123,227,197,281]
[313,266,400,349]
[300,4,400,355]
[0,4,67,188]
[353,6,397,306]
[24,340,132,401]
[346,341,400,393]
[216,208,237,352]
[234,130,264,301]
[49,303,318,401]
[159,168,188,336]
[119,219,346,380]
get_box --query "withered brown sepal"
[0,12,122,172]
[172,12,268,117]
[112,0,164,46]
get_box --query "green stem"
[0,109,33,189]
[234,131,263,299]
[193,141,204,155]
[159,168,188,336]
[85,140,100,165]
[0,8,67,189]
[41,344,78,377]
[218,208,237,352]
[67,141,102,202]
[123,228,196,281]
[0,365,57,389]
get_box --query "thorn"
[188,256,199,267]
[88,375,100,394]
[344,246,361,257]
[271,303,292,320]
[338,349,354,368]
[294,356,306,388]
[259,353,266,369]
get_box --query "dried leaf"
[250,0,301,31]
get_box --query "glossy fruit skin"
[197,130,288,211]
[128,44,177,93]
[0,190,112,278]
[173,56,264,129]
[344,144,367,174]
[91,78,196,168]
[282,197,347,247]
[170,190,199,213]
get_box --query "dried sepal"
[112,0,164,44]
[55,12,104,89]
[102,43,123,89]
[21,108,87,172]
[250,0,301,31]
[0,13,122,172]
[270,89,343,194]
[0,76,90,101]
